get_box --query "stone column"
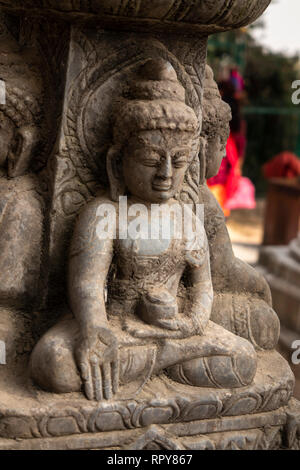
[259,234,300,398]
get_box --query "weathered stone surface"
[0,0,298,451]
[0,351,294,439]
[0,397,299,450]
[0,18,45,309]
[0,1,272,34]
[259,236,300,333]
[259,235,300,392]
[0,352,298,449]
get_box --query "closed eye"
[140,150,161,167]
[142,159,160,167]
[172,153,188,168]
[173,161,187,168]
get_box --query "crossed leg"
[162,321,257,388]
[30,316,257,395]
[211,294,280,351]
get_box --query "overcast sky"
[251,0,300,57]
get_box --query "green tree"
[208,29,300,195]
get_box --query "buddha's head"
[107,58,201,203]
[201,65,232,180]
[0,86,40,178]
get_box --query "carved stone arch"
[61,37,202,217]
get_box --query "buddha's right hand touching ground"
[75,325,119,401]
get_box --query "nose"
[157,154,172,180]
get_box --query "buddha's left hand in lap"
[124,312,206,339]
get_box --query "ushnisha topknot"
[201,65,231,140]
[113,58,200,145]
[130,58,186,102]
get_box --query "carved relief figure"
[200,65,280,351]
[31,59,257,400]
[0,26,44,309]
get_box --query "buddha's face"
[123,129,195,203]
[205,122,230,179]
[0,112,14,169]
[204,95,231,179]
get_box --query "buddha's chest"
[114,236,185,282]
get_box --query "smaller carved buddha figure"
[31,59,257,401]
[200,65,280,351]
[199,66,232,184]
[0,83,43,308]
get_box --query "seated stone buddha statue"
[0,25,44,309]
[30,59,257,401]
[200,66,280,352]
[0,92,42,310]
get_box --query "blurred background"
[207,0,300,397]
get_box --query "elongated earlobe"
[106,145,126,202]
[7,125,38,178]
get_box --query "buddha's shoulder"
[77,193,118,219]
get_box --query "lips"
[152,182,172,191]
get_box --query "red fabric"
[225,177,256,210]
[225,133,240,200]
[231,126,247,160]
[208,133,256,214]
[263,152,300,179]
